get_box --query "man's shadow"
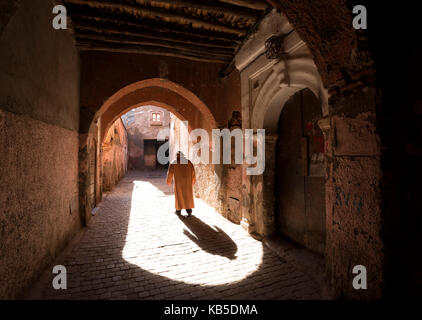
[177,215,238,260]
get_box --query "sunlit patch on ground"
[122,177,264,286]
[28,171,322,300]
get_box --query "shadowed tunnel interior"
[1,0,420,300]
[28,171,322,300]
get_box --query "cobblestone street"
[28,171,325,300]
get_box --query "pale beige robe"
[166,159,196,210]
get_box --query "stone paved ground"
[28,171,325,300]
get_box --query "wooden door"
[275,89,326,254]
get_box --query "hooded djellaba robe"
[166,159,196,210]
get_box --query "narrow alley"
[29,171,323,300]
[2,0,420,301]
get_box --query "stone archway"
[239,5,383,298]
[98,78,217,144]
[236,10,328,237]
[266,0,368,89]
[79,79,218,227]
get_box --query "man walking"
[166,151,196,216]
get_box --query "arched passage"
[238,10,329,239]
[77,79,269,292]
[250,56,328,132]
[250,85,327,240]
[0,0,396,301]
[102,101,188,147]
[237,5,384,298]
[98,78,217,144]
[79,79,219,226]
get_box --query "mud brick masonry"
[0,0,420,299]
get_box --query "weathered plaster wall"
[78,123,100,226]
[0,0,80,298]
[0,110,80,299]
[122,106,170,170]
[0,0,79,131]
[222,163,243,224]
[194,163,224,215]
[101,118,128,192]
[79,56,240,222]
[323,92,382,299]
[268,0,372,88]
[79,51,241,132]
[237,5,383,298]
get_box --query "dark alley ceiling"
[63,0,271,65]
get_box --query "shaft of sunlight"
[122,178,263,286]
